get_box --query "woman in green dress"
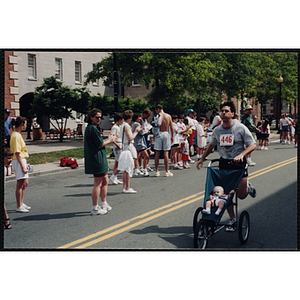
[84,108,117,216]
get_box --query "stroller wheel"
[194,220,208,249]
[193,207,203,233]
[238,211,250,245]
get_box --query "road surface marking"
[58,157,297,249]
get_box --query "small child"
[181,132,190,168]
[202,186,235,216]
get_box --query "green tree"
[30,76,90,142]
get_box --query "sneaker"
[288,141,291,145]
[16,206,29,213]
[226,219,236,232]
[116,179,123,184]
[22,203,31,210]
[257,146,261,150]
[247,158,256,166]
[165,171,174,177]
[109,175,118,185]
[247,181,256,198]
[155,171,160,177]
[147,165,154,172]
[101,202,112,211]
[264,147,268,150]
[174,164,183,170]
[123,188,137,194]
[189,159,195,164]
[134,169,141,176]
[184,165,191,169]
[261,146,264,150]
[144,170,149,177]
[91,205,108,215]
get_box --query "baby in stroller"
[202,186,235,216]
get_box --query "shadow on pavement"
[12,211,89,221]
[129,182,297,250]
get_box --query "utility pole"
[113,53,119,112]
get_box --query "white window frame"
[28,54,37,80]
[75,61,82,84]
[132,80,141,86]
[55,58,63,81]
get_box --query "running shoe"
[123,188,137,194]
[165,171,174,177]
[116,179,123,184]
[147,165,154,172]
[22,203,31,210]
[226,219,236,232]
[246,158,256,166]
[101,202,112,211]
[174,164,183,170]
[16,206,29,213]
[247,181,257,198]
[155,171,160,177]
[91,206,108,216]
[144,170,149,177]
[134,169,142,176]
[109,175,118,185]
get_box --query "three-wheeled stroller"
[193,159,250,249]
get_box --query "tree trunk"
[155,77,160,106]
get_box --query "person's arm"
[125,123,141,141]
[15,152,28,174]
[196,143,214,170]
[99,134,117,148]
[233,143,256,163]
[169,117,174,143]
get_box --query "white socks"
[203,208,222,215]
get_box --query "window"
[132,80,141,86]
[92,63,99,86]
[28,54,37,79]
[55,58,63,80]
[75,61,82,83]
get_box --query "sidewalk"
[5,131,280,182]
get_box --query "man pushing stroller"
[197,101,256,232]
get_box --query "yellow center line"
[58,191,205,249]
[58,157,297,249]
[75,195,205,249]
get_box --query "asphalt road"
[3,141,297,250]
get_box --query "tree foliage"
[85,52,298,117]
[30,76,90,142]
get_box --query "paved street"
[3,140,297,250]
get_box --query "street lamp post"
[276,75,283,132]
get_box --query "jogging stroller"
[193,159,250,249]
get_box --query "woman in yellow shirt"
[10,117,31,213]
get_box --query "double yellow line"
[58,156,297,249]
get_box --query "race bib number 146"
[220,134,234,146]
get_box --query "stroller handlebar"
[208,158,248,169]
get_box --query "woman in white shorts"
[10,117,31,213]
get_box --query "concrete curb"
[6,133,280,181]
